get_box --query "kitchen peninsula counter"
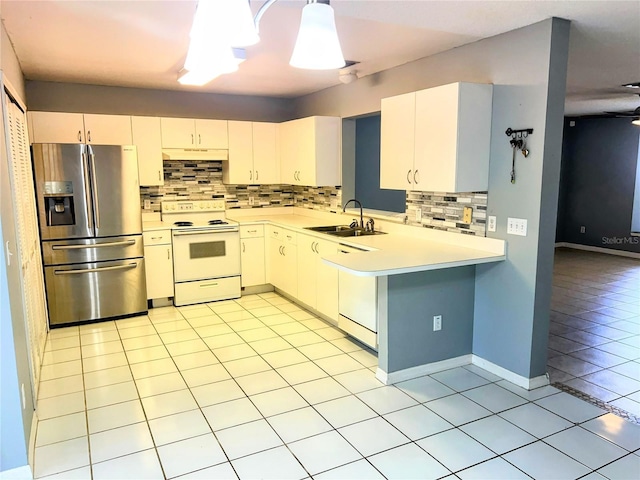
[227,208,506,276]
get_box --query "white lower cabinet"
[297,233,339,322]
[240,225,265,287]
[142,230,174,300]
[266,226,297,298]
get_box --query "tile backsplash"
[140,161,341,212]
[406,191,488,236]
[141,161,486,236]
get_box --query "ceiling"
[1,0,639,116]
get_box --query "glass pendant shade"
[225,0,260,47]
[633,118,640,126]
[290,2,345,70]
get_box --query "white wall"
[1,21,26,103]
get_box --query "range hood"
[162,148,228,161]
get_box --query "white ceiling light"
[632,118,640,126]
[180,0,346,86]
[290,1,345,70]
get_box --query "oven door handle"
[173,228,239,236]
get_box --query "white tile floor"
[35,292,640,479]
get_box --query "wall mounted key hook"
[506,128,533,184]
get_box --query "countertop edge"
[322,254,507,277]
[230,213,507,276]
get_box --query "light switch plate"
[416,208,422,222]
[143,199,151,210]
[463,207,473,224]
[507,217,527,236]
[487,216,497,232]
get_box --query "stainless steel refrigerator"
[32,143,147,327]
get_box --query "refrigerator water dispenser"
[45,196,75,226]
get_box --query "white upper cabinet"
[83,114,133,145]
[252,122,279,184]
[28,112,132,145]
[196,119,228,149]
[131,116,163,186]
[279,116,341,187]
[380,92,416,190]
[380,82,493,192]
[160,117,228,149]
[414,82,493,192]
[224,121,279,184]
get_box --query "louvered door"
[5,93,48,397]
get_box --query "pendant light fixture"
[179,0,346,86]
[290,0,345,70]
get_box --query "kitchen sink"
[305,225,386,237]
[305,225,353,233]
[328,229,386,237]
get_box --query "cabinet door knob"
[191,133,194,144]
[78,130,82,142]
[255,170,259,181]
[250,170,253,181]
[167,248,170,260]
[87,130,91,142]
[242,242,245,253]
[407,170,412,184]
[158,170,161,181]
[414,170,419,184]
[198,134,202,145]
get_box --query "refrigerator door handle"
[89,149,100,229]
[54,263,138,275]
[52,239,136,250]
[81,151,94,231]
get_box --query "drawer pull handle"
[53,239,135,250]
[54,263,137,275]
[199,282,219,288]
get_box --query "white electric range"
[161,200,241,306]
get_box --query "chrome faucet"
[343,198,364,229]
[366,217,375,232]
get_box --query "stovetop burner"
[174,221,193,227]
[208,220,229,225]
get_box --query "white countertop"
[226,208,506,277]
[141,213,173,232]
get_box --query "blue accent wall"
[355,115,405,213]
[556,117,640,252]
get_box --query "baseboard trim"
[0,465,33,479]
[555,242,640,259]
[376,355,472,385]
[472,355,549,390]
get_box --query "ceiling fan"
[603,92,640,125]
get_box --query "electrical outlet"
[463,206,473,224]
[330,197,338,209]
[143,199,151,210]
[580,226,586,234]
[249,196,255,206]
[433,315,442,331]
[487,215,497,232]
[507,217,527,236]
[416,208,422,222]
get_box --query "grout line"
[551,382,640,425]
